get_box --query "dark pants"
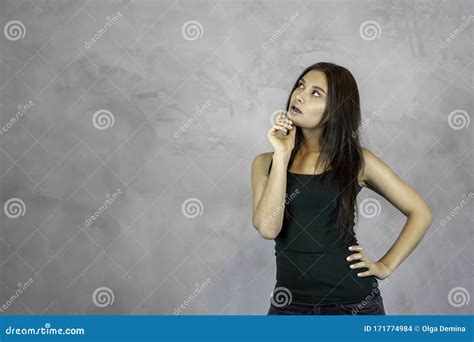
[267,295,386,315]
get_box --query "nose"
[296,94,303,103]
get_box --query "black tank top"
[267,154,380,306]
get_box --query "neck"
[299,127,324,153]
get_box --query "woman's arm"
[359,148,433,274]
[251,152,291,239]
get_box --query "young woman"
[251,62,433,315]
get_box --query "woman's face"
[288,69,328,128]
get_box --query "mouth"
[290,104,303,115]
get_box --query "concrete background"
[0,0,472,315]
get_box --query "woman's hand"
[267,111,296,153]
[346,245,393,280]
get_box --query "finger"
[276,120,292,129]
[280,122,293,129]
[346,253,362,261]
[357,270,372,277]
[273,123,291,130]
[274,123,294,133]
[277,116,293,126]
[348,245,363,252]
[271,125,288,134]
[279,111,285,122]
[349,261,366,270]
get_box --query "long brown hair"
[285,62,364,244]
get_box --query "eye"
[298,82,320,97]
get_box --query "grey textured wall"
[0,0,472,315]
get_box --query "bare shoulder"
[359,147,396,190]
[359,147,379,188]
[251,152,274,176]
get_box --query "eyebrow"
[299,78,327,95]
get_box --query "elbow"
[423,202,433,226]
[252,216,278,240]
[259,229,278,240]
[252,214,260,231]
[425,209,433,227]
[409,205,433,228]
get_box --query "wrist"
[377,259,395,273]
[272,151,292,161]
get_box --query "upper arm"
[251,153,272,221]
[360,148,432,220]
